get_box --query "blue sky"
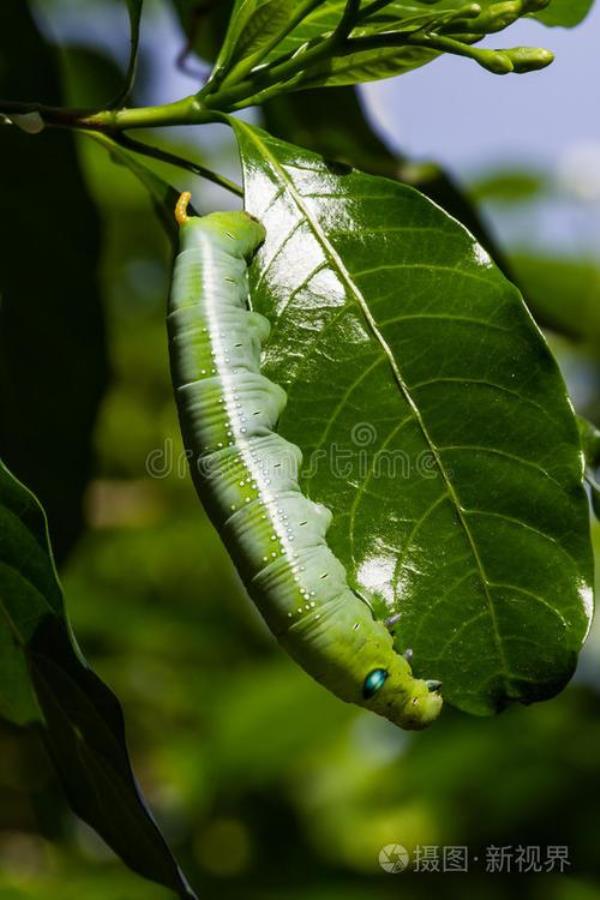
[362,4,600,177]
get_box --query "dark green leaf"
[533,0,596,27]
[0,459,197,898]
[0,0,108,564]
[232,120,594,716]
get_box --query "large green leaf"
[533,0,596,26]
[232,120,594,716]
[0,0,107,564]
[0,459,196,898]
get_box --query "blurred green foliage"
[1,1,600,898]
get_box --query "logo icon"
[379,844,409,874]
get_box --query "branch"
[0,95,222,132]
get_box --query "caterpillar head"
[361,654,443,730]
[175,193,265,261]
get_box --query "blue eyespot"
[363,668,389,699]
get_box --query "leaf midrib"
[238,121,510,682]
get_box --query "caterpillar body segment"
[168,198,443,730]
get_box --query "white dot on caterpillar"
[310,602,316,608]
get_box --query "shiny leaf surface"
[0,459,196,898]
[233,120,594,716]
[262,85,518,284]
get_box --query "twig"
[112,133,243,197]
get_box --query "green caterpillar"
[168,193,442,730]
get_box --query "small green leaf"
[232,120,594,716]
[532,0,595,27]
[0,460,196,899]
[211,0,281,77]
[233,0,295,62]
